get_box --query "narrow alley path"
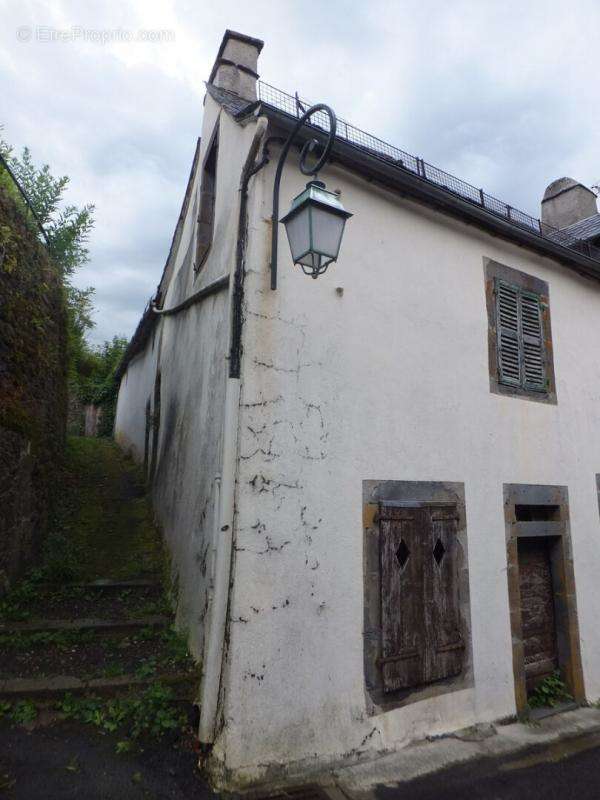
[0,437,208,799]
[4,438,600,799]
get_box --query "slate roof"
[251,81,600,276]
[117,81,600,381]
[206,83,258,118]
[554,213,600,244]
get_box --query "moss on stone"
[0,181,67,589]
[48,437,164,581]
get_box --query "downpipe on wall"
[198,115,269,746]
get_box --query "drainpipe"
[198,116,269,745]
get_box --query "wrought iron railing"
[257,81,600,264]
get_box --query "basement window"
[195,123,219,272]
[515,505,560,522]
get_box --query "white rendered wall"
[114,97,262,658]
[114,336,160,462]
[212,153,600,785]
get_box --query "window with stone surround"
[363,481,473,713]
[195,123,219,273]
[484,259,556,403]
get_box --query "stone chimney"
[208,30,264,101]
[541,177,598,230]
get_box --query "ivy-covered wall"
[0,183,67,592]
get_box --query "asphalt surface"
[3,721,600,799]
[0,720,215,800]
[376,731,600,799]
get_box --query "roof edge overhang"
[263,107,600,284]
[115,137,202,381]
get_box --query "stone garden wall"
[0,184,67,591]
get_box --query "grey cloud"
[3,0,599,345]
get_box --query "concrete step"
[0,620,193,686]
[0,670,198,701]
[1,582,169,624]
[0,615,171,636]
[39,578,162,590]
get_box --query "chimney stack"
[541,177,598,230]
[208,30,264,101]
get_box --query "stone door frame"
[503,483,585,713]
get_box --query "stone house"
[114,30,600,790]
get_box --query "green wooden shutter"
[520,291,545,391]
[496,281,521,386]
[496,280,546,392]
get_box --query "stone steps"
[0,615,171,636]
[0,580,197,703]
[37,578,160,590]
[0,439,198,739]
[0,671,197,701]
[1,579,168,624]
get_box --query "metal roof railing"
[257,81,600,264]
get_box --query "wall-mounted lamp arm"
[270,104,337,290]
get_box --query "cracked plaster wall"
[114,336,159,463]
[211,150,600,787]
[116,105,600,787]
[115,97,261,659]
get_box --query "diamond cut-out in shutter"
[433,538,446,565]
[395,539,410,570]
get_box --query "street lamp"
[280,180,352,279]
[270,103,352,289]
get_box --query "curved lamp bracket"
[270,103,337,290]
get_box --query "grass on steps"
[45,436,164,582]
[0,625,196,681]
[0,437,198,755]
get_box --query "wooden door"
[518,538,558,690]
[379,503,464,693]
[379,506,425,691]
[424,508,464,683]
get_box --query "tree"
[72,335,128,437]
[0,135,96,346]
[0,135,129,435]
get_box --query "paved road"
[0,721,215,800]
[2,720,600,799]
[376,731,600,799]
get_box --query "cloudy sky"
[2,0,599,343]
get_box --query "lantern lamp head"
[280,181,352,279]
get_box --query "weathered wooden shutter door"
[496,280,521,386]
[423,506,464,683]
[517,538,558,690]
[520,292,545,391]
[379,506,425,692]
